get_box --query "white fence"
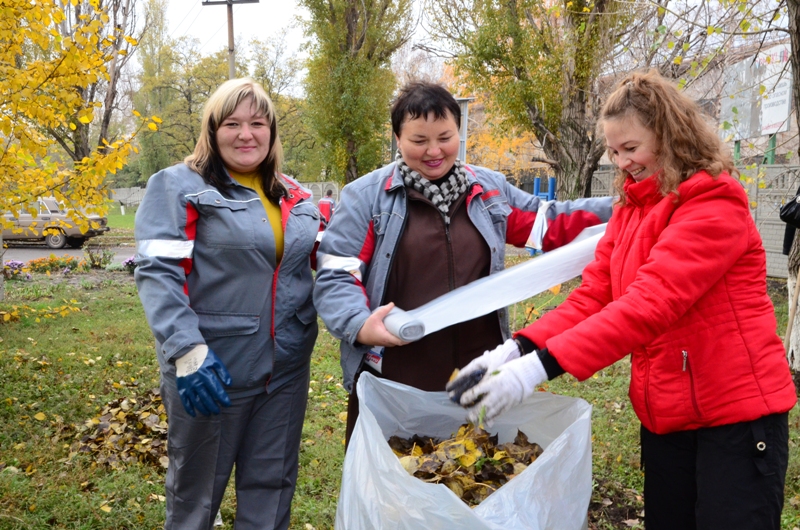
[111,182,340,209]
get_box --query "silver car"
[2,197,110,249]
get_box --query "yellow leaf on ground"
[33,412,46,421]
[100,505,112,513]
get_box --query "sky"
[165,0,307,56]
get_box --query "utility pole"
[202,0,259,79]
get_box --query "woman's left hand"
[460,353,548,427]
[356,303,408,348]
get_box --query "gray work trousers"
[160,368,310,530]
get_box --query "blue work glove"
[458,352,548,428]
[174,345,232,417]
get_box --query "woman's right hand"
[356,303,408,348]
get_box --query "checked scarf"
[396,151,470,225]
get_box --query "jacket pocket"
[482,195,512,223]
[195,193,256,249]
[681,349,703,420]
[196,311,260,337]
[273,298,318,373]
[295,297,317,325]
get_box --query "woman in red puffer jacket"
[449,69,796,530]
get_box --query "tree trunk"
[787,234,800,370]
[785,0,800,369]
[98,0,132,151]
[345,139,359,183]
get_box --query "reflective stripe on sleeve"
[318,253,363,282]
[137,239,194,259]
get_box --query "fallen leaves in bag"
[388,423,543,506]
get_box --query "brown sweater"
[367,186,504,391]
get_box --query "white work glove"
[446,339,522,402]
[460,352,548,428]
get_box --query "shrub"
[84,247,115,269]
[121,256,137,274]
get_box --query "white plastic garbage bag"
[335,373,592,530]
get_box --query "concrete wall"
[110,187,146,207]
[303,182,339,203]
[590,165,800,279]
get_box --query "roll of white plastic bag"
[335,373,592,530]
[383,223,606,342]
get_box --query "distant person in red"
[318,189,336,226]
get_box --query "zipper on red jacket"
[682,350,701,417]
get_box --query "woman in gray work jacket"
[313,81,614,445]
[134,78,319,530]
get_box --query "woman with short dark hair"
[314,80,614,444]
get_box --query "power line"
[169,2,201,37]
[173,3,204,39]
[198,4,242,52]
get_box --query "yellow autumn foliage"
[0,0,158,226]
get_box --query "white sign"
[719,43,793,140]
[759,44,792,136]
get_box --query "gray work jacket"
[314,162,614,392]
[135,163,320,397]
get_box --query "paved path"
[1,244,136,264]
[4,243,527,264]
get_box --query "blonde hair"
[598,70,736,203]
[185,78,285,201]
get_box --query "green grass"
[106,213,135,231]
[0,263,797,529]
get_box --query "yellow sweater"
[229,170,284,263]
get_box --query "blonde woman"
[135,78,320,530]
[451,70,796,530]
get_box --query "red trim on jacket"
[271,264,280,339]
[466,183,483,207]
[358,220,376,266]
[271,176,314,336]
[506,209,535,247]
[181,203,198,296]
[541,211,602,252]
[481,189,500,200]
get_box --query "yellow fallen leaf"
[100,504,112,513]
[33,412,46,421]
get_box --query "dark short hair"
[391,82,461,137]
[326,189,333,196]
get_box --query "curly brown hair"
[598,70,736,204]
